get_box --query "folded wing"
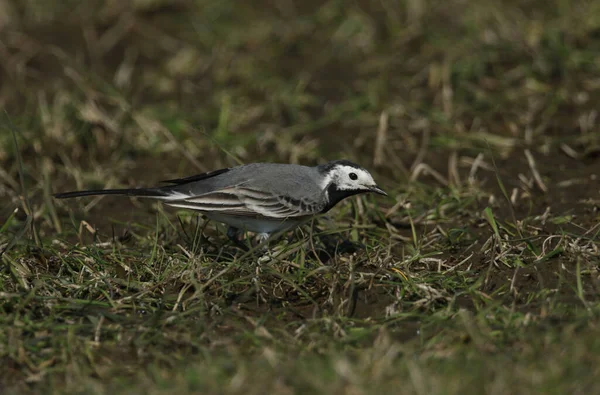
[165,186,322,219]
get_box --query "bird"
[54,160,387,246]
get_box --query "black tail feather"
[54,188,167,199]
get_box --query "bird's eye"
[349,172,358,180]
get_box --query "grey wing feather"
[165,186,323,219]
[161,168,231,185]
[160,163,326,218]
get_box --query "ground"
[1,0,599,393]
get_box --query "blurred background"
[1,0,600,232]
[1,1,600,392]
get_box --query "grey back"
[167,163,325,200]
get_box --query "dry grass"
[1,0,600,393]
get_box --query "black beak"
[368,185,387,196]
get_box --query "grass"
[1,0,600,393]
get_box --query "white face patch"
[322,165,377,191]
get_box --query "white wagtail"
[54,160,387,244]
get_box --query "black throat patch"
[321,182,366,213]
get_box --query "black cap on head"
[317,159,363,174]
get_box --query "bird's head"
[318,160,387,207]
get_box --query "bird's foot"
[253,232,271,255]
[256,232,270,245]
[227,226,249,251]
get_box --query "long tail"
[54,187,168,200]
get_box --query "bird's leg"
[255,233,274,264]
[254,233,272,252]
[257,233,270,244]
[226,226,239,242]
[227,226,249,251]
